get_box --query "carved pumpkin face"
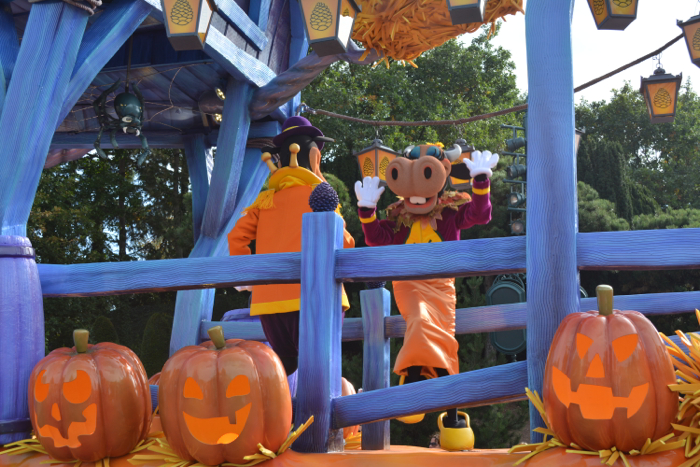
[543,309,677,452]
[28,332,152,462]
[159,332,291,466]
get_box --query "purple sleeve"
[455,179,492,230]
[358,208,397,246]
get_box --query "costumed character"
[354,143,498,451]
[227,117,355,376]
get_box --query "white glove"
[354,176,385,209]
[466,150,499,179]
[235,285,253,292]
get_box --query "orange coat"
[228,170,354,316]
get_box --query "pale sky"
[482,0,700,104]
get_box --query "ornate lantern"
[299,0,361,56]
[161,0,215,50]
[678,15,700,68]
[448,138,474,190]
[587,0,638,31]
[354,139,400,186]
[640,68,683,124]
[446,0,486,25]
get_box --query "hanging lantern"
[678,16,700,68]
[587,0,638,31]
[354,139,400,186]
[161,0,215,50]
[446,0,486,25]
[299,0,361,57]
[448,138,474,190]
[640,68,682,124]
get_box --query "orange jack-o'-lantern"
[28,330,152,462]
[159,326,292,465]
[543,286,677,452]
[341,378,360,440]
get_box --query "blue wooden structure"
[1,0,700,454]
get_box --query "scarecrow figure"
[355,143,498,450]
[227,117,355,376]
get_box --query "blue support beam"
[0,5,19,114]
[0,2,88,236]
[294,212,345,453]
[215,0,268,51]
[249,0,272,30]
[183,135,213,243]
[360,288,391,450]
[204,27,276,88]
[286,0,309,117]
[525,0,578,442]
[58,0,152,126]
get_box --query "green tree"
[140,312,174,377]
[91,315,119,344]
[577,182,630,233]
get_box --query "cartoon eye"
[35,370,50,402]
[576,333,593,358]
[226,375,251,398]
[63,370,92,404]
[409,147,421,159]
[612,334,638,362]
[122,116,133,123]
[184,377,204,400]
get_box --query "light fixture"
[445,0,485,25]
[213,114,222,123]
[215,87,226,100]
[299,0,361,56]
[678,16,700,69]
[505,136,526,152]
[506,164,526,180]
[354,139,400,186]
[640,67,683,124]
[587,0,638,31]
[448,138,474,191]
[161,0,215,50]
[508,192,526,208]
[510,219,525,235]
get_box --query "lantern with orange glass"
[678,15,700,69]
[446,0,486,25]
[640,67,682,124]
[586,0,638,31]
[160,0,216,50]
[299,0,361,56]
[354,139,400,187]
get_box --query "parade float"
[1,0,700,466]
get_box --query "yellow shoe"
[395,375,425,424]
[438,412,475,451]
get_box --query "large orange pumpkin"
[28,330,152,462]
[543,286,677,452]
[159,327,291,465]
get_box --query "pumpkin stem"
[74,329,89,353]
[596,285,614,316]
[207,326,227,350]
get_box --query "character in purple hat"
[227,117,355,376]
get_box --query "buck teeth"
[410,196,427,205]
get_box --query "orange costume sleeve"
[228,208,260,256]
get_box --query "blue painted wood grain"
[360,288,391,450]
[249,0,272,31]
[0,2,88,236]
[38,252,300,296]
[215,0,268,51]
[0,237,44,443]
[204,27,276,88]
[335,236,527,282]
[201,320,268,341]
[150,385,158,411]
[525,0,578,442]
[200,78,253,239]
[57,0,151,126]
[578,229,700,270]
[285,0,309,117]
[332,361,528,429]
[0,5,19,115]
[294,213,345,453]
[183,135,213,243]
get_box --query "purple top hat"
[272,116,327,151]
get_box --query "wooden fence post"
[294,212,344,453]
[360,287,391,450]
[525,0,579,442]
